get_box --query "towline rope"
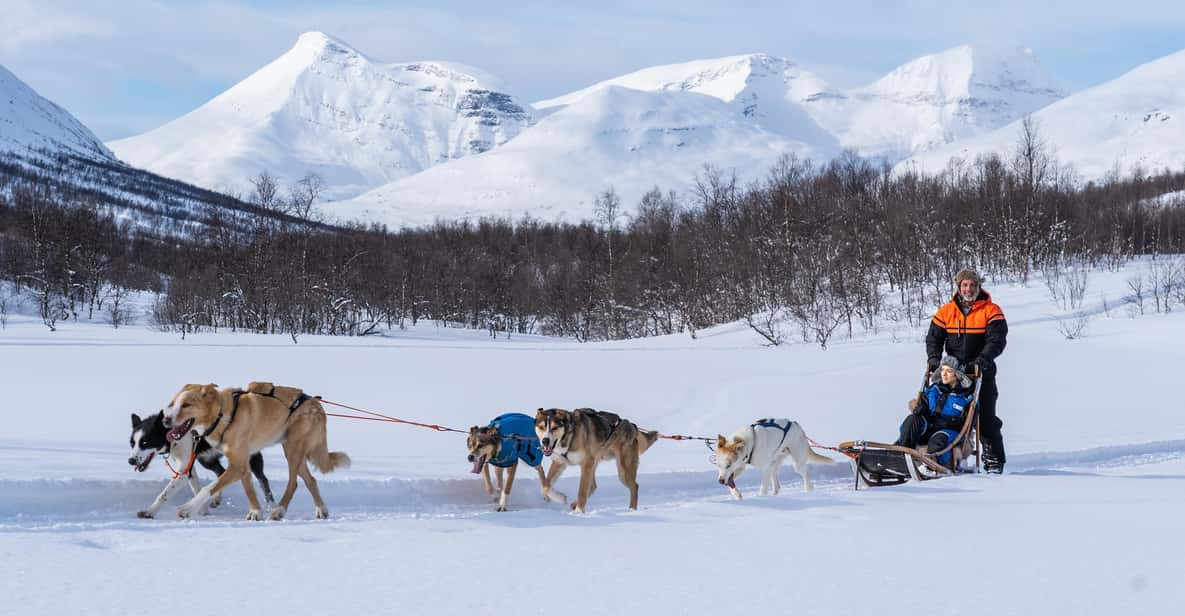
[320,398,469,435]
[320,398,719,448]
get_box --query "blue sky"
[2,0,1183,140]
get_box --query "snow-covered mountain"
[109,32,534,200]
[327,46,1073,227]
[804,44,1067,162]
[0,63,327,237]
[900,48,1185,180]
[0,63,115,162]
[329,84,833,227]
[534,53,839,146]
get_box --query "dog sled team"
[128,268,1008,519]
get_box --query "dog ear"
[201,384,218,397]
[469,426,479,435]
[717,434,726,448]
[132,413,142,426]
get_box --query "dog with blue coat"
[467,412,553,512]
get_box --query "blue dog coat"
[487,413,543,468]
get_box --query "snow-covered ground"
[2,262,1184,614]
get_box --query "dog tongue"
[470,456,486,474]
[726,476,736,489]
[166,419,194,443]
[135,452,154,472]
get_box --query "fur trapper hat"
[931,355,973,389]
[954,268,982,288]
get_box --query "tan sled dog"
[534,408,659,513]
[163,382,350,521]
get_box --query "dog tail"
[313,450,351,473]
[807,449,835,465]
[637,429,660,454]
[307,408,351,473]
[310,447,351,473]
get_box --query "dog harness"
[487,413,543,468]
[746,419,795,464]
[200,390,312,441]
[199,390,244,440]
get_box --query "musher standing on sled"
[926,269,1008,473]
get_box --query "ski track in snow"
[4,438,1182,530]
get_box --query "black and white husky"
[128,411,274,518]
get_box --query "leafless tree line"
[3,132,1185,342]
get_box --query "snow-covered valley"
[1,264,1183,614]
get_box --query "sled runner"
[839,368,983,489]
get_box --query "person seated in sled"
[894,356,975,466]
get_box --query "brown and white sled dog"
[533,408,659,513]
[715,418,834,500]
[163,382,350,521]
[466,425,551,512]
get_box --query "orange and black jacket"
[926,290,1007,370]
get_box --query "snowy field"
[2,263,1184,614]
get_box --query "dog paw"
[246,510,262,521]
[210,496,222,509]
[136,510,154,519]
[548,490,568,505]
[177,506,195,519]
[269,506,286,521]
[570,503,585,514]
[729,488,743,500]
[495,505,508,512]
[315,506,329,520]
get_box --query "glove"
[972,356,995,374]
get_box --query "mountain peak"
[798,43,1066,162]
[900,45,1185,180]
[108,33,532,201]
[868,43,1066,100]
[291,31,357,56]
[533,53,835,110]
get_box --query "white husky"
[715,418,834,499]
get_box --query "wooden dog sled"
[839,368,983,489]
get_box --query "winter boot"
[982,437,1005,474]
